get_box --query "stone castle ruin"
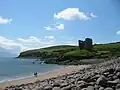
[78,38,93,50]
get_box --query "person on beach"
[32,61,35,64]
[34,72,38,77]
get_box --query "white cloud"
[44,23,64,31]
[0,36,20,48]
[54,8,96,20]
[55,24,64,30]
[0,16,12,24]
[0,36,56,54]
[90,13,97,18]
[17,36,56,52]
[17,36,40,43]
[44,26,52,31]
[117,30,120,35]
[0,36,78,55]
[0,36,22,54]
[45,36,55,40]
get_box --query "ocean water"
[0,58,64,82]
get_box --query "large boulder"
[96,75,107,87]
[86,86,94,90]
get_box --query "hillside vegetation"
[18,42,120,65]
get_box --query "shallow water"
[0,58,64,82]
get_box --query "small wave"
[0,74,33,83]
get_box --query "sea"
[0,58,64,83]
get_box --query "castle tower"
[84,38,93,50]
[78,40,85,50]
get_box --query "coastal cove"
[0,0,120,89]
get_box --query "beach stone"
[22,89,28,90]
[35,86,44,90]
[71,86,80,90]
[99,87,104,90]
[71,87,77,90]
[104,87,113,90]
[116,66,120,72]
[103,72,109,76]
[60,83,69,88]
[67,75,74,79]
[116,72,120,78]
[108,79,120,85]
[107,74,113,78]
[74,85,81,90]
[15,87,22,90]
[60,85,71,90]
[88,82,95,86]
[59,80,65,83]
[96,75,107,86]
[113,75,118,79]
[53,82,61,87]
[44,85,53,90]
[107,68,115,74]
[116,84,120,89]
[52,87,60,90]
[76,77,82,82]
[81,88,87,90]
[70,78,75,84]
[78,82,89,89]
[94,84,100,90]
[74,74,80,78]
[91,75,101,80]
[86,86,94,90]
[77,80,86,85]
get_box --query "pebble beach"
[3,59,120,90]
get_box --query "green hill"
[18,45,77,58]
[18,42,120,65]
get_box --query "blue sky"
[0,0,120,54]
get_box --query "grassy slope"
[18,45,78,58]
[18,42,120,65]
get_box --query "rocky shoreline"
[5,59,120,90]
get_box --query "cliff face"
[18,42,120,65]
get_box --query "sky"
[0,0,120,54]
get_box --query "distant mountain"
[0,47,17,57]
